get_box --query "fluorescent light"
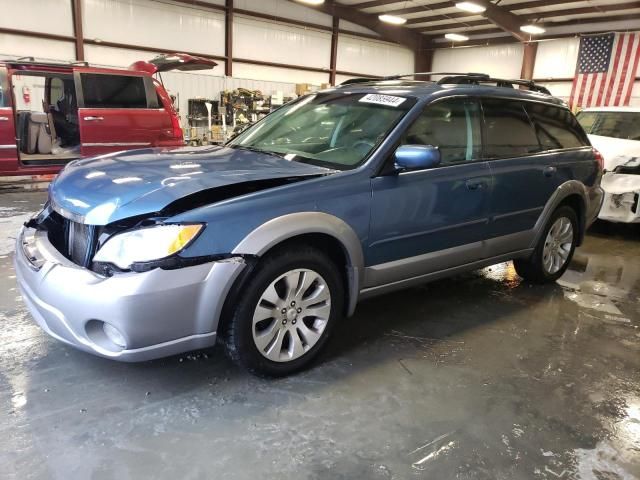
[295,0,324,4]
[445,33,469,42]
[378,14,407,25]
[520,24,546,34]
[455,1,486,13]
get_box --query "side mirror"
[394,145,441,171]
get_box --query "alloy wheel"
[252,268,331,362]
[542,217,574,275]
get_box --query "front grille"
[67,220,94,266]
[45,211,97,267]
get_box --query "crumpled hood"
[50,146,334,225]
[588,134,640,171]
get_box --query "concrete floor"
[1,190,639,480]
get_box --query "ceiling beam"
[288,0,424,50]
[472,0,528,41]
[417,2,640,33]
[431,12,640,47]
[386,0,595,16]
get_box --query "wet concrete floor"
[1,191,639,479]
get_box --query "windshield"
[577,111,640,141]
[228,92,415,170]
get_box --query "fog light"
[103,323,127,348]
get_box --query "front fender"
[232,212,365,316]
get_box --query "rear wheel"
[222,246,344,377]
[514,206,578,283]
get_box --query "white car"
[577,107,640,223]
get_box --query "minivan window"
[576,111,640,141]
[0,68,8,107]
[525,103,589,150]
[81,74,148,109]
[401,97,481,164]
[482,98,540,158]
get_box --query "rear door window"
[80,74,148,108]
[401,97,482,164]
[482,98,540,158]
[525,103,589,150]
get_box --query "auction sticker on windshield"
[359,94,407,107]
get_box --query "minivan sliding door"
[75,70,170,157]
[0,66,19,174]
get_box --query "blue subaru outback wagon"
[16,74,604,376]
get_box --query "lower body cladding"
[598,172,640,223]
[14,227,245,361]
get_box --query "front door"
[76,70,172,157]
[367,97,492,287]
[0,66,19,174]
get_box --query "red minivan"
[0,53,215,176]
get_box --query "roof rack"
[339,72,551,95]
[435,73,551,95]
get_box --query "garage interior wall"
[0,0,415,123]
[433,37,640,106]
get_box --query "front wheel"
[514,206,578,283]
[221,246,344,377]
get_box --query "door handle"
[465,179,486,190]
[83,116,104,121]
[0,116,8,121]
[543,166,557,177]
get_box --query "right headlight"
[93,224,203,270]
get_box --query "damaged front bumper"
[14,226,245,361]
[598,172,640,223]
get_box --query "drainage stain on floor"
[1,191,639,479]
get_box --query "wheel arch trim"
[531,180,588,248]
[232,212,365,316]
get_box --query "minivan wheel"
[514,206,578,284]
[221,246,344,377]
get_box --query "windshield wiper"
[230,145,285,159]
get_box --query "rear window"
[81,74,148,109]
[482,98,540,158]
[576,111,640,141]
[525,103,589,150]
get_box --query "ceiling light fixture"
[296,0,325,5]
[455,2,486,14]
[520,24,546,34]
[445,33,469,42]
[378,14,407,25]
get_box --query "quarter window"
[81,74,148,109]
[482,98,540,158]
[401,98,482,164]
[525,103,589,150]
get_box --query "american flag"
[569,32,640,111]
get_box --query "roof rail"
[436,74,551,95]
[339,72,552,95]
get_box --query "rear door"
[75,70,175,157]
[0,66,19,174]
[482,98,568,254]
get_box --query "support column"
[329,16,339,85]
[71,0,84,61]
[225,0,233,77]
[520,42,538,80]
[414,37,433,78]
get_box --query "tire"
[514,205,578,284]
[221,245,344,377]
